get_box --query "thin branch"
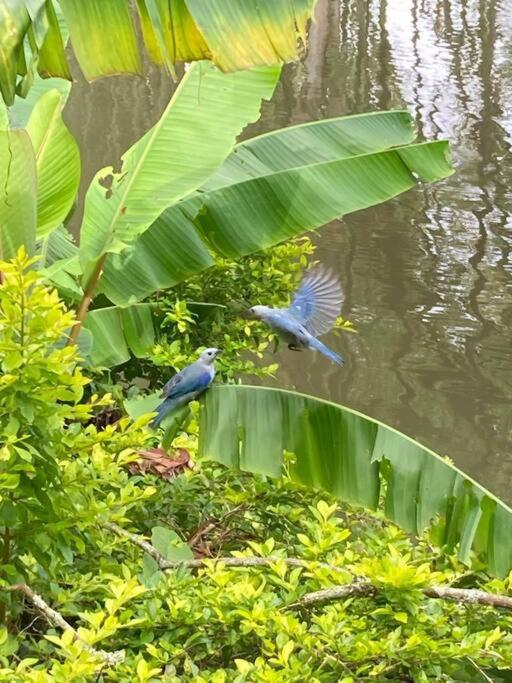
[106,522,512,612]
[296,582,377,606]
[105,522,346,573]
[297,582,512,611]
[4,584,124,667]
[67,254,107,345]
[424,585,512,610]
[0,528,10,623]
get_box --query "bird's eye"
[208,351,212,356]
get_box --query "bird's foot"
[288,343,302,352]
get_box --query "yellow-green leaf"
[135,0,209,71]
[59,0,141,80]
[26,88,80,237]
[184,0,316,71]
[79,61,279,273]
[0,129,37,258]
[0,2,30,105]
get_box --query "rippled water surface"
[65,0,512,501]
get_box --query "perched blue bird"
[151,348,220,429]
[245,267,344,365]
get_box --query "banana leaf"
[182,0,316,71]
[0,128,36,258]
[26,87,80,237]
[0,0,316,104]
[59,0,142,79]
[38,226,82,301]
[83,304,156,367]
[99,111,453,306]
[0,1,31,105]
[198,385,512,578]
[8,74,70,127]
[78,61,279,276]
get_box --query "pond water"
[64,0,512,501]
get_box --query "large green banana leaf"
[78,61,279,276]
[0,77,77,262]
[99,111,453,306]
[26,87,80,237]
[197,385,512,578]
[0,129,36,259]
[192,140,451,259]
[0,0,316,105]
[83,304,156,367]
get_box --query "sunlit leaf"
[184,0,316,71]
[100,112,452,306]
[26,88,80,237]
[37,0,70,79]
[135,0,209,72]
[79,61,279,275]
[59,0,141,80]
[0,2,30,105]
[0,128,36,258]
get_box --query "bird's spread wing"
[161,364,211,399]
[287,267,343,336]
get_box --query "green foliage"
[0,253,510,681]
[143,237,353,385]
[3,457,512,681]
[0,249,154,593]
[0,0,315,106]
[0,70,452,371]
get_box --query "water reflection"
[263,0,512,500]
[64,0,512,500]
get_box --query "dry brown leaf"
[127,447,193,479]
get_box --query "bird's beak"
[240,310,251,320]
[215,350,222,356]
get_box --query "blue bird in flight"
[244,267,344,365]
[151,347,220,429]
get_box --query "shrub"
[0,250,154,618]
[0,252,510,683]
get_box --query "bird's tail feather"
[150,397,178,430]
[309,337,344,365]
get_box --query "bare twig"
[296,582,512,611]
[0,528,10,623]
[187,504,249,549]
[5,584,124,667]
[105,522,346,573]
[296,582,377,606]
[106,522,512,612]
[424,585,512,610]
[187,520,217,551]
